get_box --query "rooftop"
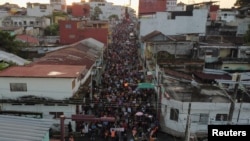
[0,115,53,141]
[0,64,86,78]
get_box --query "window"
[40,4,47,9]
[170,108,179,121]
[49,112,64,119]
[164,105,167,113]
[199,113,209,124]
[215,114,228,121]
[65,24,72,29]
[10,83,27,92]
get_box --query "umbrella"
[135,111,143,116]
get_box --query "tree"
[234,0,250,7]
[0,31,27,55]
[44,24,59,36]
[91,6,102,20]
[108,14,119,21]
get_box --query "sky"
[0,0,236,9]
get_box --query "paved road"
[65,131,182,141]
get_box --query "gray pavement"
[64,131,182,141]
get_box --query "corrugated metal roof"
[0,51,30,65]
[0,64,86,78]
[0,115,53,141]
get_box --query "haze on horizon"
[0,0,236,9]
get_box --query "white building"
[166,0,177,11]
[0,38,105,131]
[89,1,126,20]
[50,0,67,12]
[0,10,9,27]
[217,9,237,23]
[26,3,53,17]
[0,64,87,100]
[2,15,50,36]
[139,9,208,37]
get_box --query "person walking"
[110,128,117,141]
[149,126,158,141]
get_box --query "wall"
[59,20,108,45]
[160,98,250,137]
[140,9,208,36]
[139,0,167,16]
[27,4,53,17]
[0,77,81,100]
[72,3,90,17]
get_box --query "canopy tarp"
[137,83,155,89]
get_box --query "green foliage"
[108,14,119,21]
[0,62,9,70]
[91,6,102,20]
[0,31,22,54]
[235,0,250,7]
[44,24,59,36]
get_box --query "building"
[1,15,50,37]
[50,0,67,12]
[88,1,127,20]
[166,0,177,11]
[0,38,105,131]
[26,3,53,17]
[139,8,208,37]
[141,30,250,139]
[138,0,167,17]
[71,2,90,18]
[59,20,109,45]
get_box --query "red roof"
[0,64,86,78]
[16,34,39,45]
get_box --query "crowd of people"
[75,19,160,141]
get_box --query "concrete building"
[166,0,177,11]
[139,8,208,37]
[88,1,126,20]
[0,38,105,131]
[141,30,250,139]
[71,2,90,18]
[59,20,109,45]
[26,3,53,17]
[50,0,67,12]
[1,15,50,36]
[138,0,167,17]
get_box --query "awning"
[137,83,155,89]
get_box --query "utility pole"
[184,102,191,141]
[228,73,241,124]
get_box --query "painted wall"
[138,0,167,16]
[72,3,90,17]
[0,77,81,100]
[160,98,250,137]
[59,20,108,45]
[139,9,208,37]
[27,4,53,17]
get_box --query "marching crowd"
[75,19,160,141]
